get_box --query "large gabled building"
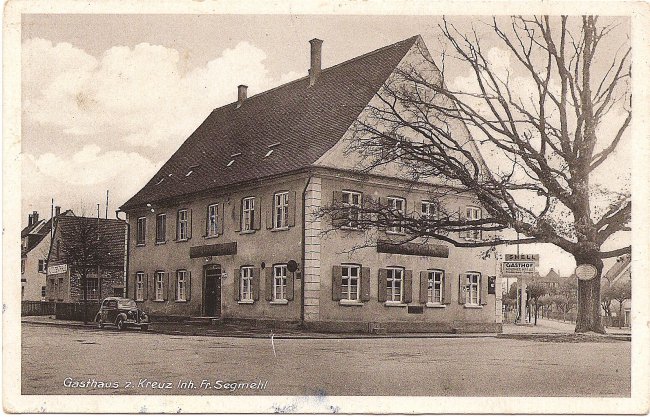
[120,36,502,333]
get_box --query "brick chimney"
[236,85,248,108]
[28,211,39,226]
[55,206,61,217]
[309,38,323,86]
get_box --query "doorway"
[203,265,222,317]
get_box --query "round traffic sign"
[575,264,598,280]
[287,260,299,273]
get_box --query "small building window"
[467,272,481,305]
[465,206,482,241]
[421,201,440,233]
[342,191,362,228]
[240,266,253,301]
[41,286,46,298]
[273,192,289,229]
[156,213,166,243]
[273,264,288,301]
[387,197,405,234]
[136,217,147,245]
[21,259,25,274]
[177,209,189,240]
[86,278,99,300]
[427,270,444,304]
[135,272,145,301]
[207,204,219,237]
[38,259,47,273]
[341,264,360,301]
[242,197,255,232]
[176,270,187,301]
[386,267,404,302]
[155,271,165,301]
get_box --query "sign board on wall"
[47,264,68,275]
[501,261,536,276]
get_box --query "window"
[135,272,144,301]
[386,267,404,302]
[274,192,289,229]
[273,264,287,301]
[387,197,405,233]
[21,259,26,274]
[341,264,360,301]
[86,278,99,300]
[177,209,188,240]
[41,286,46,298]
[155,271,165,301]
[422,201,439,233]
[176,270,187,301]
[465,206,481,240]
[242,197,255,231]
[207,204,219,237]
[156,213,166,243]
[342,191,362,228]
[38,259,47,273]
[427,270,444,304]
[467,272,480,305]
[136,217,146,245]
[240,266,253,301]
[49,279,55,300]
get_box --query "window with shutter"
[341,264,360,301]
[155,213,166,243]
[242,197,255,232]
[135,272,144,301]
[466,272,480,305]
[273,192,289,229]
[239,266,253,301]
[272,264,288,301]
[136,217,146,245]
[386,197,406,234]
[154,271,165,301]
[207,204,219,237]
[176,270,187,301]
[177,210,189,240]
[385,267,404,302]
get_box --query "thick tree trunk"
[574,252,605,333]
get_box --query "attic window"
[156,178,165,185]
[264,149,274,158]
[227,160,235,167]
[186,170,193,177]
[230,152,242,158]
[185,164,200,177]
[267,142,280,148]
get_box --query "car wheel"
[141,324,148,331]
[116,318,125,331]
[98,320,104,329]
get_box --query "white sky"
[20,14,631,274]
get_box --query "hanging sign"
[504,254,539,266]
[47,264,68,275]
[501,261,536,276]
[575,264,597,281]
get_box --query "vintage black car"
[95,297,150,331]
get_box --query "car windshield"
[117,299,137,309]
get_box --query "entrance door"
[204,265,221,317]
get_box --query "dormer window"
[156,178,165,185]
[264,150,274,158]
[227,160,235,167]
[186,170,193,177]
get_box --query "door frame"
[202,264,222,317]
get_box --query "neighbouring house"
[602,254,631,327]
[20,207,73,301]
[46,215,128,303]
[531,268,561,292]
[120,36,501,333]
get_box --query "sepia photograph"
[4,0,649,414]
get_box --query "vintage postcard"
[4,0,650,414]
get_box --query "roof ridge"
[214,35,420,111]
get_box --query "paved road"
[21,323,630,397]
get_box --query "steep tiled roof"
[121,36,419,210]
[603,254,631,283]
[21,210,74,257]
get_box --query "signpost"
[500,254,539,325]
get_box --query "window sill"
[270,227,290,232]
[385,231,405,236]
[238,300,254,304]
[426,303,446,308]
[155,240,167,245]
[175,300,187,303]
[176,238,189,243]
[463,304,483,309]
[340,226,364,232]
[135,299,144,302]
[384,301,407,307]
[339,300,363,306]
[152,300,165,303]
[239,230,256,235]
[136,243,146,247]
[204,234,221,240]
[270,300,289,305]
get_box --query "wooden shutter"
[252,268,261,301]
[288,190,297,227]
[403,270,413,303]
[161,272,168,301]
[443,271,452,304]
[480,273,488,305]
[419,271,429,304]
[252,198,261,230]
[377,197,386,231]
[360,267,371,301]
[204,206,209,237]
[187,209,193,239]
[286,272,294,301]
[377,269,388,302]
[458,274,467,304]
[331,265,343,301]
[186,271,192,301]
[234,199,242,232]
[218,204,225,235]
[175,212,180,240]
[234,268,240,301]
[265,269,273,301]
[266,195,274,229]
[145,273,151,300]
[332,191,346,228]
[130,273,137,300]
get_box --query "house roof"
[603,254,631,283]
[121,36,420,210]
[50,216,127,268]
[21,210,74,257]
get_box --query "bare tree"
[609,280,631,328]
[323,16,630,333]
[59,216,113,323]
